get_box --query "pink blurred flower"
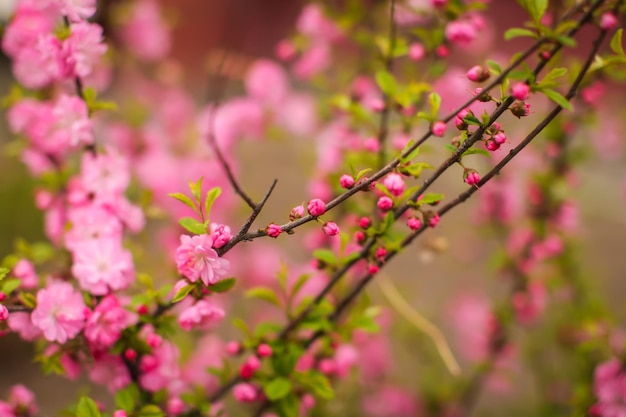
[175,234,230,286]
[234,383,258,403]
[432,121,447,137]
[245,59,289,106]
[7,312,42,341]
[209,223,232,249]
[592,358,626,416]
[12,34,63,89]
[383,173,406,196]
[445,20,477,46]
[31,281,86,343]
[85,295,138,349]
[140,342,181,392]
[12,259,38,289]
[62,21,107,78]
[119,0,171,61]
[89,354,131,392]
[322,221,340,236]
[178,300,225,331]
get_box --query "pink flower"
[0,305,8,321]
[511,82,530,101]
[359,217,371,229]
[245,59,289,106]
[139,342,181,392]
[175,234,230,286]
[1,6,57,58]
[71,239,135,295]
[62,21,107,78]
[465,171,481,185]
[340,174,355,189]
[429,213,441,227]
[119,0,171,61]
[432,121,447,137]
[113,411,128,417]
[600,13,618,30]
[257,344,272,358]
[290,205,306,220]
[293,43,331,79]
[445,20,477,46]
[12,259,38,289]
[13,34,64,89]
[240,355,261,379]
[8,312,42,341]
[275,40,296,61]
[266,223,282,238]
[377,196,393,211]
[467,65,490,82]
[407,217,422,231]
[80,149,130,200]
[85,295,138,349]
[31,281,86,343]
[408,43,425,61]
[59,0,96,21]
[65,205,123,251]
[178,300,225,331]
[8,385,37,416]
[89,354,131,392]
[233,383,258,403]
[208,223,232,248]
[592,358,626,416]
[322,221,339,236]
[307,198,326,217]
[383,173,406,197]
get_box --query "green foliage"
[76,397,101,417]
[246,286,282,307]
[264,377,293,401]
[210,277,236,293]
[115,384,140,413]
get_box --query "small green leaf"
[1,279,21,295]
[375,70,397,96]
[137,405,165,417]
[462,148,492,158]
[420,193,445,205]
[355,168,373,182]
[611,29,624,56]
[204,187,222,219]
[428,92,441,118]
[246,287,281,307]
[115,384,139,413]
[313,249,337,266]
[556,35,576,47]
[543,89,573,111]
[399,140,419,163]
[380,212,395,234]
[504,27,536,40]
[486,60,502,74]
[463,115,482,126]
[188,177,204,204]
[0,267,8,281]
[168,193,197,212]
[297,371,335,400]
[19,292,36,308]
[178,217,206,235]
[172,284,194,303]
[210,277,236,293]
[254,321,282,338]
[265,377,292,401]
[76,397,101,417]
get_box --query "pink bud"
[323,221,340,236]
[486,140,500,151]
[302,394,316,409]
[233,383,258,403]
[257,344,272,358]
[408,43,425,61]
[465,171,481,186]
[363,137,380,152]
[275,40,296,61]
[367,264,379,274]
[493,132,507,145]
[147,333,162,348]
[466,65,490,83]
[375,247,387,259]
[137,304,149,315]
[600,13,618,30]
[113,411,128,417]
[435,45,449,58]
[354,231,366,243]
[511,82,530,101]
[124,349,137,361]
[0,293,5,302]
[359,217,371,229]
[318,358,336,375]
[167,397,185,416]
[431,0,447,6]
[266,223,282,238]
[429,214,441,227]
[0,305,8,321]
[226,341,241,355]
[240,356,261,379]
[290,205,305,221]
[307,199,326,217]
[383,173,406,197]
[339,174,355,189]
[377,196,393,211]
[432,121,447,137]
[407,217,422,231]
[368,98,385,112]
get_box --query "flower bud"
[339,174,355,189]
[323,221,339,236]
[290,205,305,221]
[432,121,447,137]
[467,65,490,83]
[266,223,282,238]
[307,199,326,217]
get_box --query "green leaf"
[428,92,441,118]
[420,193,445,205]
[0,267,8,281]
[204,187,222,219]
[486,60,502,74]
[399,139,419,163]
[520,0,547,23]
[272,345,302,376]
[1,279,21,295]
[246,287,281,307]
[290,274,311,300]
[543,89,573,111]
[254,321,282,338]
[137,405,165,417]
[178,217,206,235]
[19,292,36,308]
[172,283,194,303]
[611,29,624,56]
[168,193,197,212]
[375,70,397,96]
[556,35,576,47]
[188,177,203,204]
[462,148,492,158]
[115,384,139,413]
[297,371,335,400]
[210,277,236,293]
[275,393,299,417]
[463,115,482,126]
[536,67,567,89]
[355,168,373,182]
[313,249,337,266]
[265,378,293,401]
[76,397,101,417]
[504,27,536,40]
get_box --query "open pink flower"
[72,238,135,295]
[175,234,230,286]
[31,281,86,343]
[85,295,138,349]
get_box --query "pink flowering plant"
[1,0,626,416]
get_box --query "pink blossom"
[62,21,107,78]
[65,205,123,251]
[7,312,42,341]
[407,217,422,231]
[322,221,340,236]
[429,213,441,227]
[175,234,230,286]
[296,4,341,42]
[1,6,57,58]
[80,149,130,200]
[89,354,131,392]
[113,411,127,417]
[257,344,272,358]
[12,259,38,289]
[0,305,8,321]
[293,43,331,79]
[511,281,547,325]
[511,82,530,101]
[432,121,447,137]
[12,34,64,89]
[31,281,86,343]
[233,383,258,403]
[362,386,418,417]
[240,355,261,379]
[85,295,138,349]
[8,385,37,416]
[72,239,135,295]
[340,174,355,189]
[465,171,481,185]
[245,59,289,106]
[275,40,296,61]
[600,13,618,30]
[209,223,232,248]
[182,335,224,391]
[266,223,282,238]
[167,397,185,416]
[58,0,96,21]
[592,358,626,416]
[408,43,425,61]
[377,196,393,211]
[467,65,490,82]
[178,300,225,331]
[383,173,406,197]
[290,205,306,221]
[334,344,358,378]
[226,341,240,355]
[307,198,326,217]
[119,0,171,61]
[51,94,93,149]
[139,342,181,392]
[359,217,371,229]
[445,20,477,46]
